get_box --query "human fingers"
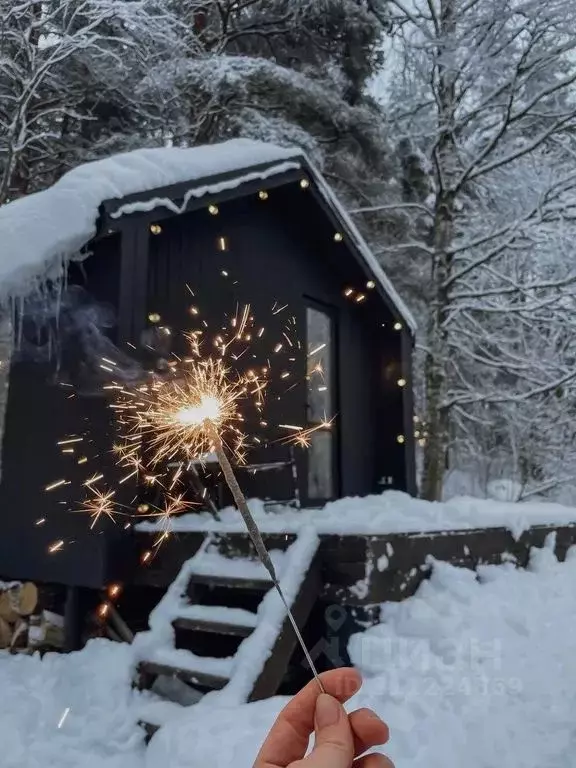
[354,752,395,768]
[348,708,390,757]
[300,693,355,768]
[254,668,361,768]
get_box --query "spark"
[83,473,104,487]
[35,518,46,526]
[308,343,326,357]
[288,419,334,448]
[112,350,263,472]
[45,479,67,492]
[48,540,64,554]
[57,437,83,446]
[78,488,117,529]
[57,708,70,729]
[148,493,195,548]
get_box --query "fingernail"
[315,694,342,729]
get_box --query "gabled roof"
[0,139,415,331]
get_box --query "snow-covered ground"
[137,489,576,539]
[3,534,576,767]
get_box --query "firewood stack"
[0,581,64,653]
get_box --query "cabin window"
[306,305,335,500]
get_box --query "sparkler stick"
[205,420,325,694]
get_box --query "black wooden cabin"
[0,139,416,592]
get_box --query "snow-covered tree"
[363,0,576,500]
[0,0,186,203]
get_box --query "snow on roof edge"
[0,139,301,302]
[0,138,415,330]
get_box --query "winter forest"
[3,0,576,504]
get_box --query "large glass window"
[306,306,335,500]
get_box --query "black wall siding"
[0,234,132,588]
[0,176,414,588]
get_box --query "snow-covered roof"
[0,138,415,330]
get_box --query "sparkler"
[109,328,325,691]
[46,289,330,691]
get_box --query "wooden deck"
[132,521,576,605]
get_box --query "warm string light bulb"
[396,434,406,444]
[148,312,161,323]
[394,321,403,331]
[107,583,122,599]
[333,232,344,242]
[208,204,219,215]
[258,190,269,200]
[150,224,162,235]
[397,378,407,387]
[300,178,310,189]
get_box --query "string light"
[258,190,269,200]
[397,378,407,387]
[150,224,162,235]
[396,434,406,444]
[355,294,366,303]
[148,312,161,323]
[217,236,228,252]
[208,204,219,215]
[299,178,310,189]
[394,321,403,331]
[107,584,122,599]
[333,232,344,242]
[343,287,354,297]
[366,280,375,289]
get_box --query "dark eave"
[95,156,415,335]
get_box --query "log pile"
[0,581,64,653]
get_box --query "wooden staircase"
[134,527,321,735]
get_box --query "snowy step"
[173,604,258,637]
[134,528,321,704]
[187,572,272,592]
[186,547,285,583]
